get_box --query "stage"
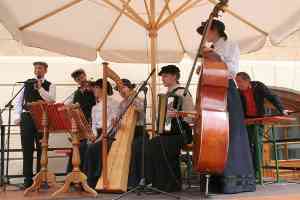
[1,183,299,200]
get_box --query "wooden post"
[149,0,157,133]
[102,63,109,188]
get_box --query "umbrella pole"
[149,29,157,135]
[102,64,108,189]
[148,0,157,134]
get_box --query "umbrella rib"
[97,0,132,51]
[19,0,83,30]
[157,0,204,30]
[208,0,268,36]
[118,0,148,26]
[165,2,186,53]
[150,0,156,25]
[156,0,171,26]
[143,0,151,23]
[101,0,148,29]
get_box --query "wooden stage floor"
[1,182,300,200]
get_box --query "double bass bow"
[184,0,229,174]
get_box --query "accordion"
[157,93,182,134]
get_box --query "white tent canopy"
[1,0,300,62]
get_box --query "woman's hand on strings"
[112,117,120,129]
[93,135,103,144]
[89,134,97,143]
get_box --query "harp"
[96,62,138,192]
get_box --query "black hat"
[121,79,136,89]
[91,78,113,96]
[158,65,180,76]
[196,19,225,35]
[114,79,136,91]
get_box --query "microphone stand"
[1,83,26,191]
[0,107,4,189]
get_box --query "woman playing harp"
[115,78,150,188]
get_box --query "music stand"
[24,102,57,195]
[52,104,97,197]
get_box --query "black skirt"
[147,134,184,192]
[210,80,256,194]
[127,126,150,187]
[146,118,192,192]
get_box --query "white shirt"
[91,96,120,135]
[213,38,240,78]
[118,96,145,126]
[167,84,194,123]
[167,84,194,112]
[14,77,56,121]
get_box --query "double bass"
[184,0,229,174]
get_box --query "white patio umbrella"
[0,23,61,56]
[1,0,300,143]
[2,0,300,190]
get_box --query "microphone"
[141,85,148,93]
[16,79,38,84]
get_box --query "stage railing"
[262,122,300,182]
[0,124,72,186]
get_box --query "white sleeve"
[226,43,240,78]
[176,89,195,123]
[133,98,144,112]
[215,44,226,63]
[38,84,56,102]
[215,41,240,78]
[111,98,121,120]
[14,87,25,120]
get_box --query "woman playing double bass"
[196,19,256,194]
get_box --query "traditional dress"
[209,38,256,194]
[15,78,56,186]
[84,96,119,188]
[147,84,194,192]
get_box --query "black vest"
[23,79,51,107]
[72,89,96,122]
